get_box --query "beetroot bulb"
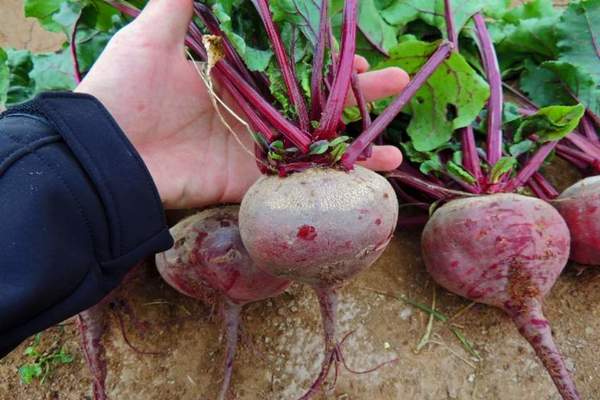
[239,166,398,398]
[422,194,579,400]
[155,206,291,400]
[553,176,600,266]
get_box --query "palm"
[81,32,257,208]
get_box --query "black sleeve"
[0,92,174,358]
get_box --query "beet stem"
[194,3,259,91]
[218,301,242,400]
[342,42,453,168]
[299,288,338,400]
[532,172,559,199]
[351,72,372,133]
[508,300,581,400]
[443,0,459,47]
[581,116,599,144]
[557,149,590,170]
[214,60,312,152]
[505,142,557,192]
[556,143,595,164]
[386,170,458,200]
[310,0,330,122]
[316,0,358,139]
[502,83,539,110]
[350,71,374,158]
[443,1,484,185]
[527,179,549,201]
[565,133,600,160]
[473,13,503,169]
[70,16,82,84]
[219,76,276,142]
[252,0,310,131]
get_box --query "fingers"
[353,56,370,73]
[357,145,403,171]
[131,0,193,45]
[346,67,410,107]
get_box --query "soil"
[1,1,598,400]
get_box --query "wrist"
[74,84,173,208]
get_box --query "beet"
[239,166,398,398]
[422,194,579,400]
[77,264,147,400]
[554,176,600,266]
[155,206,291,400]
[77,301,110,400]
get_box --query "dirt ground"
[1,1,598,400]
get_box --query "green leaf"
[3,49,35,106]
[19,364,43,384]
[495,16,560,67]
[0,49,9,107]
[267,58,312,116]
[556,0,600,83]
[501,0,557,23]
[51,348,74,364]
[381,0,510,38]
[331,142,348,162]
[329,135,350,147]
[76,28,114,73]
[490,156,517,183]
[447,161,476,184]
[30,49,77,93]
[520,60,600,116]
[270,0,322,45]
[509,140,535,157]
[377,40,490,151]
[86,0,121,32]
[420,156,444,175]
[358,0,397,53]
[23,346,39,358]
[270,140,285,150]
[24,0,65,32]
[309,140,330,155]
[212,1,273,72]
[513,104,586,143]
[51,1,84,35]
[268,151,283,161]
[250,131,269,150]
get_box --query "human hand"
[76,0,409,209]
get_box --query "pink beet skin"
[239,166,398,288]
[155,206,291,400]
[422,194,579,400]
[77,302,110,400]
[554,176,600,266]
[239,166,398,399]
[156,206,291,305]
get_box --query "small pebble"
[399,307,413,320]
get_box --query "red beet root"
[77,300,110,400]
[422,194,579,400]
[554,176,600,266]
[77,264,147,400]
[239,166,398,398]
[155,206,291,400]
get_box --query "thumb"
[131,0,193,45]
